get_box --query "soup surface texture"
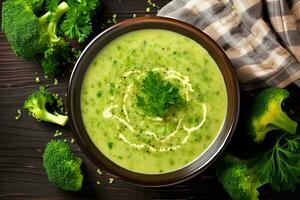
[81,29,227,174]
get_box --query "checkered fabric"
[158,0,300,90]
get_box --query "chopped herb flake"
[108,142,113,149]
[109,82,116,95]
[97,91,103,98]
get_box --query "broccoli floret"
[41,39,73,75]
[216,154,265,200]
[23,87,68,126]
[216,134,300,200]
[2,0,46,59]
[43,140,83,191]
[24,0,45,11]
[248,88,297,143]
[2,0,97,75]
[2,0,69,58]
[2,0,73,76]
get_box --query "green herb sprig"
[136,71,185,118]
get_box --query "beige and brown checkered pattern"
[158,0,300,90]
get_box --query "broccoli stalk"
[216,134,300,200]
[31,107,68,126]
[39,2,72,76]
[23,87,68,126]
[39,2,69,42]
[43,140,83,191]
[248,88,297,143]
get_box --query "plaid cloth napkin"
[158,0,300,90]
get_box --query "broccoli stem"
[38,12,51,24]
[43,111,68,126]
[48,2,69,39]
[271,111,297,134]
[38,2,69,41]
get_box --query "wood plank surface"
[0,0,300,199]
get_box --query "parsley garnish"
[136,71,185,118]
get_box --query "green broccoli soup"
[81,29,227,174]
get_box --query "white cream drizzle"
[182,104,207,144]
[144,119,182,143]
[118,133,156,151]
[123,83,133,122]
[118,133,181,152]
[148,116,164,122]
[103,105,135,132]
[103,69,207,152]
[123,69,141,77]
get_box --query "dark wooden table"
[1,0,300,199]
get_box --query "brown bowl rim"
[68,16,240,187]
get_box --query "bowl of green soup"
[68,17,239,186]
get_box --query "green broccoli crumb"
[147,0,160,9]
[15,109,22,120]
[97,168,102,175]
[53,130,63,137]
[54,78,59,86]
[112,14,118,24]
[35,77,41,84]
[109,178,114,184]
